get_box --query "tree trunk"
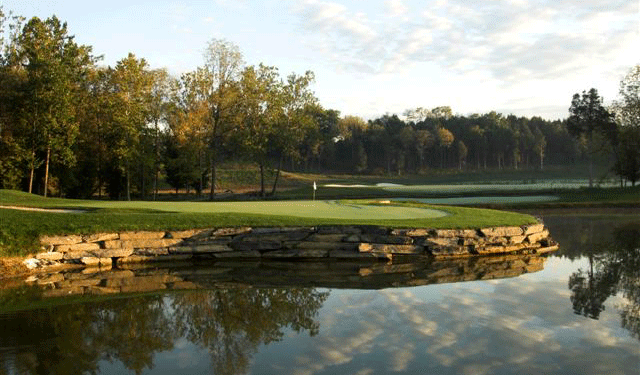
[270,156,283,196]
[587,135,593,188]
[153,120,159,201]
[198,149,203,198]
[28,150,35,194]
[260,164,265,197]
[44,146,51,197]
[126,158,131,201]
[209,149,216,200]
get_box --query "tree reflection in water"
[171,288,328,375]
[0,288,328,375]
[0,295,173,375]
[569,223,640,338]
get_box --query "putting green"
[79,200,447,220]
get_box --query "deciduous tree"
[567,88,616,187]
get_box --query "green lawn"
[0,189,538,256]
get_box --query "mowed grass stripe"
[62,200,446,219]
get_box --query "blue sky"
[3,0,638,120]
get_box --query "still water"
[1,213,640,374]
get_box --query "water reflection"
[0,288,328,375]
[3,216,640,374]
[568,223,640,339]
[0,254,550,374]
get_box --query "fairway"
[69,200,448,220]
[391,195,559,205]
[324,180,618,193]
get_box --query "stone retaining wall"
[26,253,549,297]
[29,224,557,269]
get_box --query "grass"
[0,189,538,257]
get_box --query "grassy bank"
[0,190,537,257]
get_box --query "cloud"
[386,0,408,17]
[290,0,638,85]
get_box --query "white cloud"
[386,0,408,17]
[290,0,638,87]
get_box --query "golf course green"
[57,200,446,219]
[0,189,542,256]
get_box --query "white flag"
[313,181,317,190]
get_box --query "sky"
[2,0,638,120]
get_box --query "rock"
[134,248,170,256]
[359,243,424,254]
[372,235,414,245]
[423,237,459,247]
[396,228,431,236]
[475,243,528,255]
[508,235,527,244]
[307,234,347,242]
[167,229,210,239]
[229,240,282,251]
[428,245,471,257]
[317,225,361,234]
[64,278,102,288]
[482,237,509,246]
[357,225,389,235]
[92,249,134,258]
[527,230,550,244]
[63,251,94,260]
[36,252,64,261]
[119,239,183,249]
[212,227,252,236]
[479,226,524,237]
[40,235,83,246]
[294,241,358,251]
[82,233,119,242]
[522,224,545,236]
[343,234,362,242]
[169,244,233,254]
[55,243,101,253]
[241,231,310,242]
[118,231,167,240]
[433,229,478,238]
[79,257,111,266]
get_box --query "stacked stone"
[34,223,556,268]
[25,252,548,298]
[26,269,198,298]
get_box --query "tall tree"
[148,68,174,199]
[235,64,281,196]
[0,8,26,189]
[12,16,95,196]
[269,71,317,195]
[567,88,616,187]
[533,127,547,170]
[611,65,640,185]
[106,53,153,200]
[203,39,244,199]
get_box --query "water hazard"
[1,213,639,374]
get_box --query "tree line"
[0,10,639,199]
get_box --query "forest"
[1,10,639,199]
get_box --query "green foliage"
[611,65,640,185]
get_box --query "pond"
[1,212,639,374]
